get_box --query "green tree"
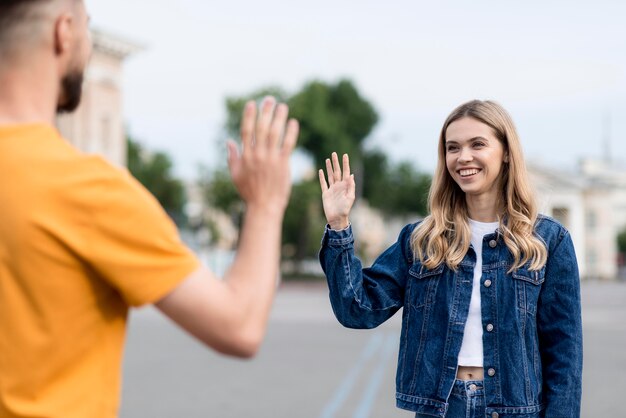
[362,150,431,216]
[288,79,378,169]
[197,165,243,228]
[127,137,187,225]
[205,79,431,272]
[361,148,390,208]
[222,81,377,170]
[200,167,240,216]
[618,228,626,255]
[282,179,325,261]
[382,162,431,216]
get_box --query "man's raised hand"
[227,97,299,216]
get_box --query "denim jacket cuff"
[323,223,354,246]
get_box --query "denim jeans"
[416,380,485,418]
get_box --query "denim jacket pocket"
[511,265,545,315]
[407,263,443,308]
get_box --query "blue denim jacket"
[319,215,583,418]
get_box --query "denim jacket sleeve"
[536,230,583,417]
[318,223,414,329]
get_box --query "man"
[0,0,299,417]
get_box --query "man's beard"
[56,71,84,114]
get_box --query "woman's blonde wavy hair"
[411,100,547,272]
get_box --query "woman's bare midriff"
[456,366,484,380]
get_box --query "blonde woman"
[318,100,582,418]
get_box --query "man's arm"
[155,97,298,358]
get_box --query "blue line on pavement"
[353,333,398,418]
[319,333,384,418]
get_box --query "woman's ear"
[503,153,509,163]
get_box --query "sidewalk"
[119,280,626,418]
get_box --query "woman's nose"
[458,146,472,162]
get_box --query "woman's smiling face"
[445,117,508,200]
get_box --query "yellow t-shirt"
[0,124,200,418]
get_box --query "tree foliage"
[200,167,240,217]
[221,81,377,171]
[288,80,378,169]
[362,150,431,216]
[127,137,187,225]
[618,227,626,254]
[281,179,325,259]
[202,79,431,268]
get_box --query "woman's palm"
[318,153,355,229]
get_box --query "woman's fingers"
[342,154,350,181]
[331,152,341,183]
[325,158,335,186]
[349,174,356,197]
[318,169,328,193]
[323,152,353,188]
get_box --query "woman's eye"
[473,142,485,148]
[447,145,458,152]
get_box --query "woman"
[318,100,582,418]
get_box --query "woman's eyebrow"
[446,136,489,144]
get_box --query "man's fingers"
[342,154,351,181]
[240,101,256,153]
[318,169,328,193]
[281,119,299,156]
[331,152,342,182]
[325,158,335,186]
[268,103,288,149]
[226,140,240,177]
[255,96,276,149]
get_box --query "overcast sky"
[87,0,626,180]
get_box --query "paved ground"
[119,280,626,418]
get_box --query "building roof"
[527,161,588,191]
[91,28,143,59]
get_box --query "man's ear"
[53,13,73,56]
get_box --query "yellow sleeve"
[78,159,200,307]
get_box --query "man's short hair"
[0,0,53,52]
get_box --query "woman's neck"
[465,194,498,223]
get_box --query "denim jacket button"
[484,279,492,288]
[489,239,497,248]
[491,413,499,418]
[487,368,496,377]
[486,324,494,332]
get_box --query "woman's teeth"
[459,169,480,177]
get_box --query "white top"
[457,219,499,367]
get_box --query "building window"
[552,207,570,229]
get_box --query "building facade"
[56,29,140,167]
[530,159,626,280]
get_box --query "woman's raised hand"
[318,152,355,230]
